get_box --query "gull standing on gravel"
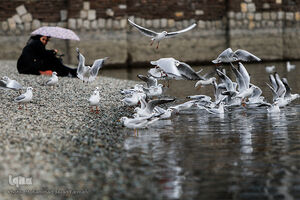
[14,87,33,110]
[76,48,108,83]
[45,71,58,88]
[89,87,100,113]
[0,76,24,92]
[128,19,196,49]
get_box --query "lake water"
[103,61,300,199]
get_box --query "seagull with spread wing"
[76,48,108,83]
[128,19,197,49]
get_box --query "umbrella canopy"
[31,26,80,41]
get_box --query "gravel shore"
[0,60,163,200]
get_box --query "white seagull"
[76,48,108,83]
[45,71,58,87]
[89,87,100,113]
[286,61,295,72]
[212,48,261,64]
[14,87,33,110]
[128,19,196,49]
[0,76,24,92]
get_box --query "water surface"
[104,61,300,199]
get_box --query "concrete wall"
[0,0,300,66]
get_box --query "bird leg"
[137,129,139,136]
[18,103,22,110]
[90,106,94,112]
[25,104,27,111]
[134,129,137,136]
[156,42,160,49]
[150,40,154,46]
[95,106,99,114]
[241,98,246,107]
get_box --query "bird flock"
[119,20,299,133]
[0,19,298,134]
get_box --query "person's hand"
[53,49,58,54]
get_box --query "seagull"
[120,84,144,95]
[267,102,280,113]
[137,75,158,87]
[0,76,24,92]
[265,65,275,73]
[170,100,197,113]
[14,87,33,110]
[203,102,225,114]
[120,114,160,134]
[195,77,216,88]
[122,92,146,106]
[142,84,164,98]
[128,19,196,49]
[89,87,100,113]
[76,48,108,83]
[135,98,175,117]
[154,107,174,119]
[45,71,58,88]
[150,58,182,78]
[286,61,295,72]
[212,48,261,64]
[281,78,299,102]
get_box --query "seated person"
[17,35,77,77]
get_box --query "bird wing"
[128,19,158,37]
[147,98,175,112]
[14,94,26,102]
[137,75,157,87]
[176,62,204,80]
[7,80,23,90]
[216,69,235,91]
[212,48,233,64]
[274,73,286,98]
[266,82,278,101]
[150,58,182,77]
[250,85,262,98]
[76,49,86,77]
[234,49,261,62]
[165,23,197,38]
[90,57,107,77]
[237,62,250,88]
[230,63,247,92]
[269,74,278,92]
[281,78,291,98]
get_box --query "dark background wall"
[0,0,300,65]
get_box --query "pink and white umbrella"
[31,26,80,41]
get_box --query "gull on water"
[135,98,175,117]
[45,71,58,87]
[120,114,160,134]
[265,65,275,73]
[14,87,33,110]
[89,87,100,113]
[286,61,295,72]
[212,48,261,64]
[0,76,24,92]
[128,19,196,49]
[76,48,108,83]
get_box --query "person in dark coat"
[17,35,77,77]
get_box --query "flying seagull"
[76,48,108,83]
[128,19,197,49]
